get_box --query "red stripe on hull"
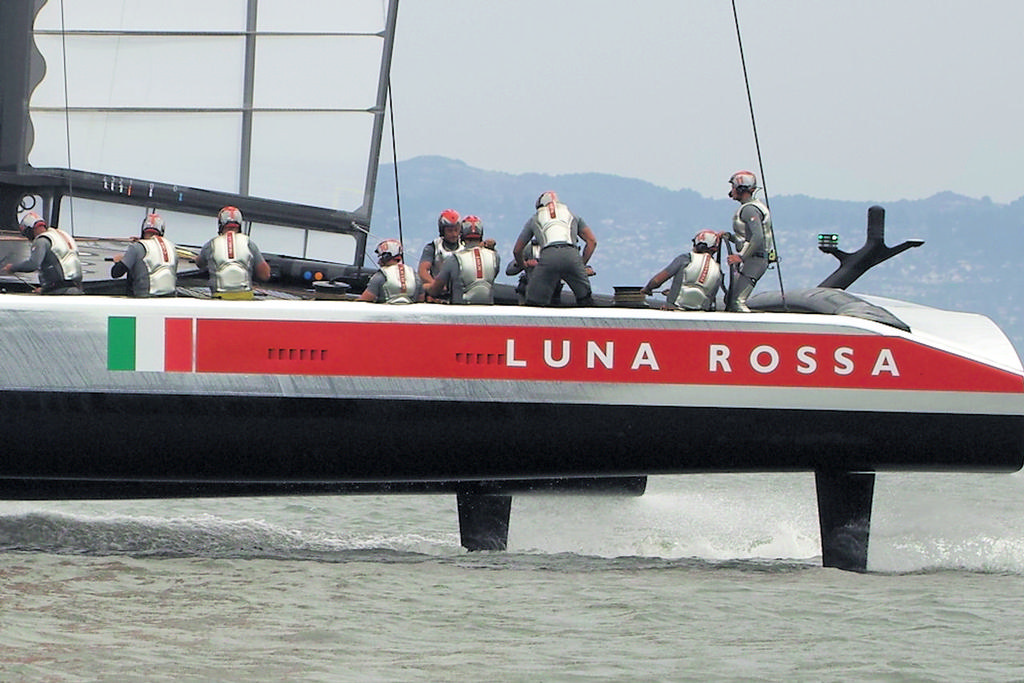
[186,319,1023,393]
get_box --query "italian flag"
[107,316,194,372]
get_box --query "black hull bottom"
[1,390,1020,484]
[0,476,648,501]
[3,389,1019,572]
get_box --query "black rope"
[731,0,787,308]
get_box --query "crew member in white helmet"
[641,230,723,311]
[194,206,271,300]
[724,170,773,312]
[359,239,422,304]
[110,212,179,297]
[1,211,83,294]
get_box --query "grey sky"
[387,1,1024,204]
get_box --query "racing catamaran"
[0,0,1020,572]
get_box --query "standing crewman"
[1,211,83,294]
[641,230,723,311]
[426,215,499,304]
[110,212,179,297]
[724,170,773,312]
[512,191,596,307]
[194,206,271,300]
[359,239,421,304]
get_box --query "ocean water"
[2,471,1023,682]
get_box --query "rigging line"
[731,0,787,307]
[58,0,75,234]
[387,83,405,255]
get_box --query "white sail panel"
[247,224,358,265]
[248,113,374,213]
[252,36,383,110]
[256,0,386,33]
[31,112,243,195]
[304,231,359,265]
[34,0,247,32]
[29,35,245,109]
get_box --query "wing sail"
[2,0,399,264]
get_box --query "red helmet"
[437,208,460,236]
[375,238,403,264]
[140,212,166,237]
[18,211,46,239]
[692,230,721,254]
[535,191,558,209]
[460,215,484,241]
[218,206,243,233]
[728,170,758,197]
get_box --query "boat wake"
[1,500,1022,576]
[0,510,456,561]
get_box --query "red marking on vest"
[697,254,711,284]
[547,203,557,219]
[473,248,483,278]
[55,230,73,250]
[226,231,235,259]
[398,265,408,292]
[157,236,169,262]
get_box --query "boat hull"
[1,294,1021,496]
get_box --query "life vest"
[455,246,499,304]
[534,201,575,248]
[669,251,722,311]
[732,199,777,263]
[210,231,254,293]
[430,236,462,276]
[141,236,178,296]
[381,263,417,304]
[40,228,82,283]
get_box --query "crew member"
[1,212,83,294]
[512,191,596,307]
[110,212,179,297]
[418,209,462,299]
[194,206,271,300]
[724,170,772,312]
[359,239,421,304]
[426,216,499,304]
[641,230,723,311]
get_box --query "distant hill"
[373,156,1024,353]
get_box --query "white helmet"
[692,229,721,254]
[728,170,758,195]
[18,211,46,239]
[140,213,165,237]
[218,205,243,233]
[374,238,403,264]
